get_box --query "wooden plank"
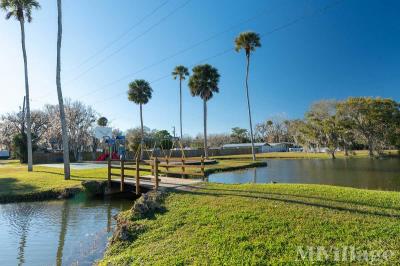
[110,173,120,177]
[154,157,159,190]
[107,158,111,188]
[136,157,140,195]
[201,155,205,180]
[123,166,151,172]
[158,170,204,177]
[157,164,205,169]
[120,159,125,192]
[150,157,203,162]
[124,175,161,182]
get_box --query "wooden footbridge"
[107,156,207,194]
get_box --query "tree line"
[177,97,399,159]
[1,96,398,162]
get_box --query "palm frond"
[234,31,261,54]
[127,79,153,105]
[188,64,220,101]
[0,0,40,22]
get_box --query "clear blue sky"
[1,0,399,136]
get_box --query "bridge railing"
[107,156,205,195]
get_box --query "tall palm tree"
[56,0,70,179]
[235,31,261,161]
[172,65,189,140]
[1,0,40,171]
[128,79,152,159]
[188,64,220,158]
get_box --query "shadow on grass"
[187,186,400,212]
[34,170,104,181]
[175,186,400,219]
[0,178,38,196]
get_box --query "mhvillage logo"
[296,246,395,263]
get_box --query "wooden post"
[107,157,111,188]
[181,157,185,178]
[165,156,169,174]
[201,155,205,180]
[154,157,159,190]
[120,159,125,192]
[135,156,140,195]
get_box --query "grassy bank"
[101,183,400,265]
[0,159,263,203]
[0,162,107,203]
[212,150,400,160]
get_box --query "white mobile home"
[222,143,271,153]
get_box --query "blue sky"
[1,0,399,136]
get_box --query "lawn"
[212,150,400,160]
[101,183,400,265]
[0,159,263,202]
[0,161,108,202]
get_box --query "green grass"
[0,159,263,202]
[212,150,400,160]
[101,183,400,265]
[0,162,108,201]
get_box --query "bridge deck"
[111,175,202,191]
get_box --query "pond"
[0,194,132,266]
[208,158,400,191]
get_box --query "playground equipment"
[94,126,126,161]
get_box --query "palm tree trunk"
[19,20,33,171]
[179,78,183,140]
[203,99,208,158]
[245,52,256,161]
[57,0,70,180]
[140,104,144,160]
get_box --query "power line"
[72,2,290,100]
[33,1,170,100]
[78,0,345,105]
[35,0,346,110]
[64,0,169,74]
[63,0,192,86]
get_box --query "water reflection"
[56,200,69,266]
[209,158,400,191]
[0,196,131,266]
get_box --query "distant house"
[266,142,293,152]
[222,142,270,153]
[222,142,295,153]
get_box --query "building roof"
[222,143,270,148]
[268,142,293,146]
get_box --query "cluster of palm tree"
[127,31,261,160]
[1,0,262,182]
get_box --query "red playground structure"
[96,152,119,161]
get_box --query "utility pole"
[172,126,176,139]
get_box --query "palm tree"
[1,0,40,171]
[235,31,261,161]
[188,64,220,158]
[128,79,152,159]
[97,116,108,127]
[56,0,70,180]
[172,65,189,140]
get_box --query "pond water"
[208,158,400,191]
[0,194,132,266]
